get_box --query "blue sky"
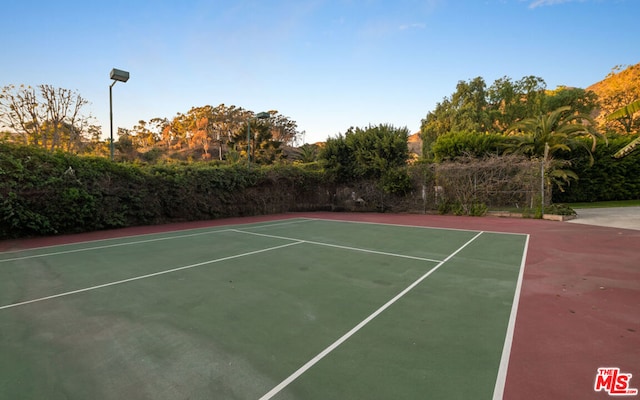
[1,0,638,144]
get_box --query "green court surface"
[0,218,528,400]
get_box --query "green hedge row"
[2,137,639,239]
[0,143,330,239]
[552,135,640,203]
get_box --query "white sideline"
[492,234,530,400]
[258,231,485,400]
[0,241,304,311]
[0,217,313,259]
[0,229,233,263]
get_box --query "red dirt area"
[2,212,639,399]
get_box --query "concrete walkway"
[567,206,640,230]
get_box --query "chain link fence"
[331,155,545,215]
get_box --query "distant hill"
[408,132,422,158]
[586,62,640,131]
[587,62,640,95]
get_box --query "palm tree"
[505,105,605,194]
[295,144,319,163]
[607,99,640,158]
[507,106,602,158]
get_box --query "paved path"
[568,206,640,230]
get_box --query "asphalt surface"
[567,206,640,231]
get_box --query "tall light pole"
[247,111,270,167]
[109,68,129,161]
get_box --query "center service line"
[258,231,484,400]
[232,229,443,263]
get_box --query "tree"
[210,104,251,160]
[544,86,599,116]
[39,84,89,151]
[191,116,212,158]
[231,117,282,164]
[319,132,354,182]
[146,117,169,147]
[267,111,302,147]
[294,144,319,163]
[505,106,604,192]
[184,105,216,155]
[0,84,94,152]
[421,75,550,159]
[115,128,136,160]
[487,76,520,132]
[131,119,159,150]
[448,77,491,133]
[320,124,410,184]
[420,98,454,160]
[160,104,302,163]
[420,77,490,158]
[0,85,44,145]
[165,112,190,150]
[487,76,547,132]
[252,121,283,164]
[607,99,640,158]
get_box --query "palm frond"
[613,135,640,158]
[606,99,640,121]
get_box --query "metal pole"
[541,142,549,214]
[246,118,251,167]
[109,81,116,161]
[541,159,544,212]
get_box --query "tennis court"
[0,217,528,400]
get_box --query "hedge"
[552,135,640,203]
[3,137,639,239]
[0,143,332,239]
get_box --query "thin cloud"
[528,0,586,9]
[399,23,426,30]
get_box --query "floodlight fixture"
[109,68,130,160]
[110,68,130,83]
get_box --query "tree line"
[2,65,639,159]
[420,76,603,157]
[115,105,302,163]
[1,85,304,163]
[2,65,639,191]
[419,68,640,193]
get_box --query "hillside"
[587,62,640,95]
[587,62,640,132]
[408,132,422,158]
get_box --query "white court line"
[492,234,530,400]
[0,230,233,263]
[304,217,529,237]
[232,229,444,263]
[258,231,485,400]
[0,241,304,311]
[0,219,313,263]
[0,217,312,258]
[233,218,313,230]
